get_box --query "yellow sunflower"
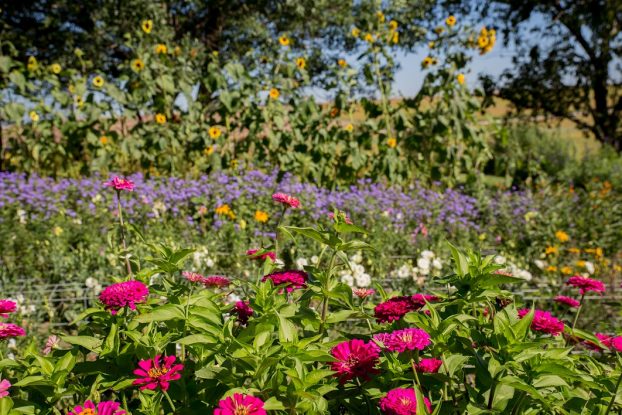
[446,15,457,27]
[456,73,465,85]
[74,96,84,107]
[344,123,354,132]
[391,31,399,44]
[279,36,290,46]
[269,88,280,100]
[338,59,347,68]
[132,59,145,72]
[155,44,168,54]
[92,76,104,88]
[29,111,39,122]
[295,57,306,70]
[364,33,374,43]
[422,56,435,68]
[155,113,167,124]
[50,63,62,74]
[387,137,397,148]
[376,11,385,23]
[389,20,398,31]
[204,146,215,156]
[351,27,360,37]
[142,20,153,34]
[27,56,38,71]
[100,135,109,145]
[209,126,222,139]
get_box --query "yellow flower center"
[148,366,169,378]
[77,409,95,415]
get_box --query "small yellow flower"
[254,210,269,223]
[364,33,374,43]
[68,84,76,94]
[477,35,489,48]
[445,15,456,27]
[456,73,465,85]
[131,59,145,72]
[74,96,84,107]
[428,41,435,49]
[389,20,398,31]
[351,27,360,37]
[555,230,570,243]
[295,57,306,70]
[209,126,222,139]
[239,219,247,230]
[215,204,236,220]
[568,247,581,254]
[100,135,109,145]
[204,146,214,156]
[478,233,487,241]
[142,19,153,34]
[338,59,347,68]
[545,246,559,255]
[576,260,587,268]
[269,88,280,100]
[27,56,38,71]
[545,265,557,272]
[560,266,573,275]
[344,123,354,132]
[422,56,435,68]
[155,44,168,54]
[595,247,604,258]
[279,36,290,46]
[52,226,63,236]
[387,137,397,148]
[29,111,39,123]
[376,11,385,23]
[212,51,219,57]
[155,113,167,124]
[92,76,104,88]
[391,31,399,44]
[50,63,62,74]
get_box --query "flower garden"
[1,3,622,415]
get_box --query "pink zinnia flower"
[375,328,431,353]
[183,271,207,284]
[67,400,125,415]
[42,335,60,355]
[374,296,418,323]
[415,358,443,373]
[567,275,606,295]
[0,379,10,399]
[246,249,276,262]
[104,176,135,192]
[554,296,580,308]
[214,393,266,415]
[0,300,16,318]
[262,270,307,292]
[99,281,149,315]
[132,355,183,391]
[272,193,300,208]
[330,339,380,384]
[232,301,253,325]
[0,323,25,339]
[612,337,622,352]
[203,275,231,288]
[353,288,375,299]
[379,388,432,415]
[586,333,613,351]
[518,309,565,336]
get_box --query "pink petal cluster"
[587,333,622,352]
[374,294,437,323]
[246,249,276,262]
[272,192,300,208]
[232,301,253,325]
[214,393,266,415]
[353,288,375,299]
[415,358,443,373]
[379,388,432,415]
[374,328,431,353]
[42,335,60,355]
[132,355,183,391]
[262,270,307,292]
[203,276,231,288]
[104,176,135,192]
[0,379,10,399]
[330,339,380,384]
[0,300,16,318]
[567,275,606,295]
[518,309,565,336]
[99,280,149,315]
[67,400,126,415]
[0,323,25,339]
[554,296,580,308]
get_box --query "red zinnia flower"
[518,309,564,336]
[410,294,439,308]
[214,393,267,415]
[104,176,135,192]
[330,339,380,384]
[567,275,606,295]
[554,296,580,308]
[232,301,253,325]
[374,328,431,353]
[246,249,276,262]
[379,387,432,415]
[415,358,443,373]
[99,281,149,315]
[133,355,183,391]
[353,288,375,299]
[272,192,300,208]
[0,323,25,339]
[374,296,417,323]
[67,400,126,415]
[0,300,16,318]
[262,270,307,292]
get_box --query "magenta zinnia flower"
[379,388,432,415]
[214,393,266,415]
[554,296,580,308]
[330,339,380,384]
[0,323,25,339]
[353,288,375,299]
[375,328,431,353]
[518,309,564,336]
[262,270,307,292]
[133,355,183,391]
[246,249,276,262]
[67,400,126,415]
[99,281,149,315]
[0,300,16,318]
[415,358,443,373]
[374,296,418,323]
[411,294,439,308]
[104,176,135,192]
[232,301,253,325]
[567,275,606,295]
[0,379,10,399]
[272,192,300,208]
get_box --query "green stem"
[605,365,622,414]
[274,205,287,258]
[180,286,193,362]
[116,191,132,278]
[319,252,337,335]
[510,391,526,415]
[162,389,176,413]
[571,293,586,331]
[372,48,394,142]
[355,377,372,415]
[487,380,496,410]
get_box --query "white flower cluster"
[8,294,36,316]
[85,277,103,295]
[338,253,372,288]
[494,255,532,281]
[192,246,215,269]
[294,256,319,270]
[392,250,443,284]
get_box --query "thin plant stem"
[116,190,132,278]
[571,292,586,331]
[274,205,287,257]
[162,389,176,413]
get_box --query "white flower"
[8,339,16,350]
[73,218,82,225]
[584,261,595,274]
[351,263,365,277]
[351,253,363,264]
[516,269,532,281]
[417,257,431,272]
[16,209,27,224]
[226,293,241,304]
[341,274,354,287]
[397,265,411,279]
[355,273,371,287]
[274,258,285,267]
[534,259,546,270]
[205,257,215,268]
[152,200,167,218]
[296,257,309,269]
[432,259,442,270]
[92,194,103,203]
[494,255,506,265]
[311,256,319,264]
[85,277,98,288]
[420,250,435,259]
